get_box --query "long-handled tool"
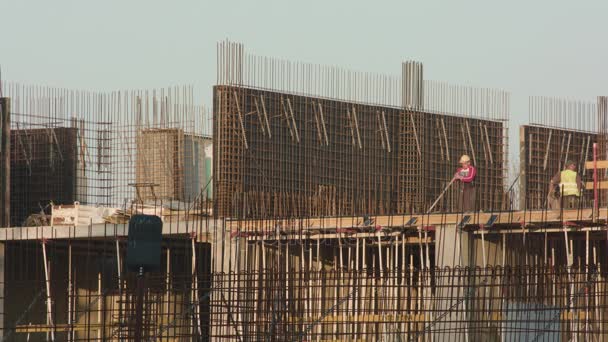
[427,178,456,213]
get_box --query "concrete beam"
[0,219,222,241]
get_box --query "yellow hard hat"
[459,155,471,163]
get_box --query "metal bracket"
[457,215,471,229]
[485,214,498,228]
[405,217,418,226]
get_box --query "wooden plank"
[232,91,249,149]
[381,111,391,152]
[409,112,421,156]
[558,133,566,170]
[285,98,300,143]
[259,95,272,138]
[542,129,552,170]
[376,111,386,150]
[351,106,362,149]
[563,133,572,168]
[346,109,356,146]
[484,124,493,164]
[290,313,425,323]
[476,226,606,235]
[586,181,608,189]
[435,119,445,160]
[464,119,477,166]
[230,207,600,233]
[585,160,608,169]
[312,101,324,145]
[253,97,266,136]
[0,219,218,241]
[289,311,593,325]
[16,324,100,333]
[290,310,593,325]
[317,102,329,145]
[280,97,295,141]
[441,118,450,161]
[247,232,432,243]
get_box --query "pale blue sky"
[2,0,607,164]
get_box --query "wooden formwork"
[10,127,78,226]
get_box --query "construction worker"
[453,155,477,212]
[549,160,583,210]
[547,185,560,210]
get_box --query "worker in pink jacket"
[453,155,477,212]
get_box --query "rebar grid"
[214,87,507,218]
[521,125,596,210]
[0,201,216,342]
[3,245,212,341]
[1,202,608,341]
[208,266,608,341]
[0,82,211,226]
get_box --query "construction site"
[0,40,606,341]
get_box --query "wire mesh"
[0,82,211,226]
[521,125,596,210]
[209,265,608,341]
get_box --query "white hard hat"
[459,155,471,163]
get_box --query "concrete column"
[519,126,527,211]
[402,61,424,110]
[209,219,248,341]
[435,224,472,268]
[471,232,504,267]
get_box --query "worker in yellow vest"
[549,160,583,210]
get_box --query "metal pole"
[41,241,55,342]
[427,178,456,213]
[135,266,145,342]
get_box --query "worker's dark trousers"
[459,183,476,212]
[562,195,579,210]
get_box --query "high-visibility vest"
[559,169,580,197]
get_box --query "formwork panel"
[414,112,506,213]
[213,85,506,218]
[520,125,596,210]
[10,127,77,226]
